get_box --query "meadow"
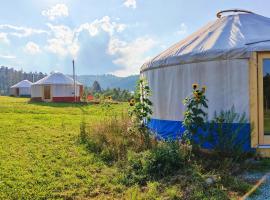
[1,96,268,200]
[0,96,128,199]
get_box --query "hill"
[76,74,139,91]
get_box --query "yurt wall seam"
[141,56,250,72]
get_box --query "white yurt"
[31,71,83,102]
[140,10,270,156]
[10,80,32,97]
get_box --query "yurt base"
[257,146,270,157]
[30,96,81,102]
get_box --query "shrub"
[120,141,188,186]
[79,113,156,164]
[206,106,254,161]
[145,141,186,178]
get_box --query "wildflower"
[192,83,199,90]
[202,85,207,93]
[193,91,199,98]
[193,91,201,101]
[129,99,136,106]
[197,91,202,97]
[184,111,191,116]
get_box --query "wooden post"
[73,60,76,102]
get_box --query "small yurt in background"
[140,9,270,156]
[31,72,83,102]
[10,80,32,97]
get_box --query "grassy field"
[0,96,128,199]
[1,96,268,200]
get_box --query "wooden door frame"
[250,52,259,147]
[16,88,19,96]
[43,85,52,102]
[258,52,270,145]
[250,52,270,147]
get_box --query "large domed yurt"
[31,72,83,102]
[140,10,270,156]
[10,80,32,97]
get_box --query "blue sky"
[0,0,270,76]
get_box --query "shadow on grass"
[28,101,88,108]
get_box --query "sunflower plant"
[129,78,153,148]
[183,83,208,145]
[129,78,153,127]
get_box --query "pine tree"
[92,80,102,93]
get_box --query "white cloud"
[0,54,16,59]
[123,0,137,9]
[42,4,69,20]
[0,24,48,37]
[0,32,9,44]
[45,16,126,58]
[45,23,79,58]
[24,42,41,55]
[108,36,157,76]
[77,16,126,37]
[176,23,188,35]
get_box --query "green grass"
[0,96,127,199]
[0,96,254,200]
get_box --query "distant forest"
[0,66,139,95]
[0,66,46,95]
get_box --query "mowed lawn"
[0,97,128,199]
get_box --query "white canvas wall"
[52,85,81,97]
[31,85,42,97]
[11,87,31,96]
[10,88,16,96]
[142,59,250,122]
[19,87,31,96]
[31,84,81,98]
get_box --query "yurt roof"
[11,80,32,88]
[33,72,83,85]
[141,10,270,72]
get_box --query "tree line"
[85,80,133,102]
[0,66,133,101]
[0,66,46,95]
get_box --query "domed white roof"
[33,72,82,85]
[11,80,32,88]
[141,11,270,71]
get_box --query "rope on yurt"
[217,9,254,18]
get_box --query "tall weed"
[80,113,156,164]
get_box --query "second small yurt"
[31,71,83,102]
[140,10,270,156]
[10,80,32,97]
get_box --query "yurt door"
[258,53,270,145]
[43,85,51,101]
[16,88,19,96]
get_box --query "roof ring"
[217,9,254,18]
